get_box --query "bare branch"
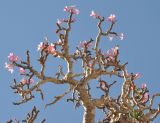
[45,88,72,108]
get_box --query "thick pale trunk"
[83,106,96,123]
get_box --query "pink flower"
[5,62,14,73]
[21,78,27,85]
[134,73,141,80]
[47,43,57,55]
[64,5,79,15]
[37,42,45,51]
[107,34,116,41]
[19,67,25,74]
[8,53,18,62]
[104,47,119,62]
[37,37,49,51]
[21,78,34,85]
[107,14,116,23]
[107,33,124,41]
[57,39,63,44]
[105,46,119,57]
[113,46,119,56]
[71,18,76,23]
[57,19,66,25]
[105,48,116,59]
[29,78,34,84]
[141,83,147,89]
[79,41,93,48]
[90,10,99,19]
[119,33,124,40]
[37,41,57,55]
[57,19,63,25]
[108,35,114,41]
[142,92,149,103]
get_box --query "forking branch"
[5,6,160,123]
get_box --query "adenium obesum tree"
[5,5,160,123]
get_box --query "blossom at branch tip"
[133,73,141,80]
[37,42,45,51]
[37,42,57,55]
[21,78,34,85]
[141,83,147,89]
[90,10,100,19]
[113,46,119,56]
[141,92,149,103]
[107,14,116,23]
[119,33,124,40]
[108,34,115,41]
[106,46,119,57]
[107,33,124,41]
[5,62,14,73]
[79,41,93,48]
[57,19,63,25]
[29,78,34,83]
[21,78,27,85]
[8,53,18,62]
[64,5,79,15]
[47,43,57,55]
[19,67,25,74]
[37,37,49,51]
[57,39,63,45]
[104,46,119,62]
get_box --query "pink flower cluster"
[37,42,57,55]
[37,42,45,51]
[90,11,116,23]
[107,14,116,23]
[19,67,25,74]
[108,34,115,41]
[104,46,119,62]
[90,11,100,19]
[119,33,124,40]
[21,78,34,85]
[141,83,147,89]
[108,33,124,41]
[141,92,149,103]
[47,43,57,55]
[5,53,19,73]
[79,41,93,48]
[56,39,63,45]
[64,5,79,15]
[90,11,124,41]
[5,62,14,73]
[141,83,149,103]
[8,53,18,62]
[133,73,141,80]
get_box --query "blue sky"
[0,0,160,122]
